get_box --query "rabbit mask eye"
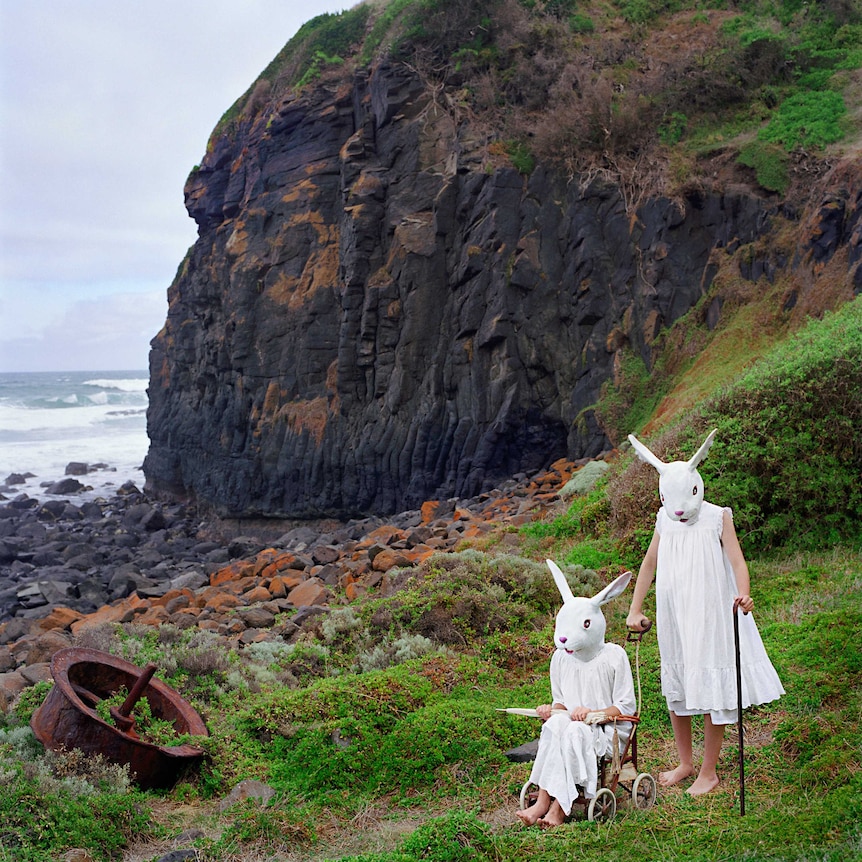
[583,619,591,629]
[692,485,698,495]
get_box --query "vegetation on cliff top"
[214,0,862,201]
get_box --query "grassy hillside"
[2,554,860,861]
[2,298,861,860]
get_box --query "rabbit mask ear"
[687,428,717,470]
[548,561,632,606]
[591,570,633,606]
[546,559,576,605]
[549,565,632,662]
[627,433,666,474]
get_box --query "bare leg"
[517,788,552,826]
[660,711,696,787]
[687,714,724,795]
[538,799,567,829]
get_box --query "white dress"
[655,501,784,724]
[527,643,636,814]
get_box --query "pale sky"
[0,0,352,372]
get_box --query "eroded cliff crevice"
[144,59,859,518]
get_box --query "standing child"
[626,429,784,795]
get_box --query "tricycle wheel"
[588,787,616,822]
[632,772,657,809]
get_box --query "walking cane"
[733,598,745,816]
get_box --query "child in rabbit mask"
[517,561,636,828]
[626,429,784,795]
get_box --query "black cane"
[733,598,745,816]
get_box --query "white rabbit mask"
[547,560,632,663]
[627,429,717,524]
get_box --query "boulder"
[287,577,330,608]
[45,478,86,495]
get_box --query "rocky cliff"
[144,55,861,518]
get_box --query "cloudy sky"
[0,0,351,373]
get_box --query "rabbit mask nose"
[558,636,567,643]
[675,510,685,516]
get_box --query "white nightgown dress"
[655,501,785,724]
[527,642,636,814]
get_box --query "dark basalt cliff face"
[144,60,861,518]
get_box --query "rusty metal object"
[109,661,158,735]
[30,647,208,790]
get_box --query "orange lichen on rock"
[211,561,255,587]
[204,593,242,614]
[262,382,286,416]
[420,500,443,524]
[290,248,340,311]
[135,606,172,626]
[151,588,195,609]
[225,223,249,257]
[282,397,329,445]
[37,607,84,632]
[258,550,303,579]
[243,585,272,604]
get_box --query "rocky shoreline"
[0,456,598,711]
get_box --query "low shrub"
[0,724,151,861]
[737,139,789,193]
[242,654,517,802]
[759,90,847,149]
[399,810,496,861]
[362,551,562,647]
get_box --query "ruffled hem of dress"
[661,660,785,712]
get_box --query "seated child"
[517,563,635,828]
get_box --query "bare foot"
[537,800,567,829]
[516,800,550,826]
[687,774,720,796]
[658,764,695,787]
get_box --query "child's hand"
[627,612,651,631]
[734,595,754,614]
[570,706,591,721]
[536,704,554,721]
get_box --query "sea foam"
[0,371,150,501]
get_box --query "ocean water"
[0,370,150,502]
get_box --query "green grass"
[760,90,848,149]
[4,544,859,860]
[0,740,154,862]
[737,139,790,193]
[694,297,862,554]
